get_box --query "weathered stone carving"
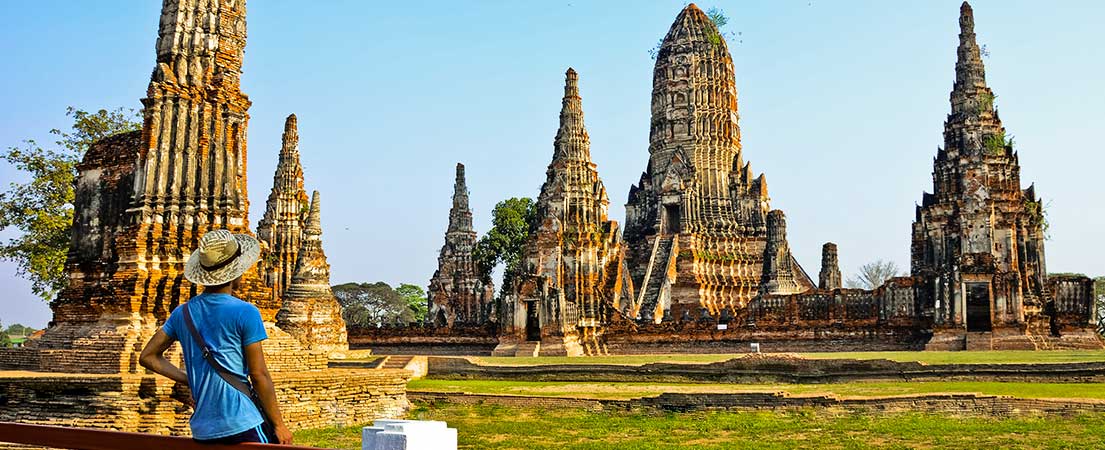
[257,114,310,301]
[493,69,631,356]
[276,191,349,357]
[428,163,495,328]
[913,2,1100,350]
[624,4,813,322]
[34,0,275,374]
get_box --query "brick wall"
[0,369,411,436]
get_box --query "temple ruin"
[0,0,408,433]
[428,163,496,328]
[623,4,814,323]
[913,2,1099,350]
[493,69,632,357]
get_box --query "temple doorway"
[664,204,681,234]
[965,282,992,332]
[525,300,541,341]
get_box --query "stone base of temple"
[1,323,331,374]
[926,327,1105,351]
[0,368,411,435]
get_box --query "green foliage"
[4,323,35,337]
[1024,198,1050,239]
[0,320,9,348]
[473,197,537,293]
[332,281,416,327]
[396,283,428,323]
[984,130,1014,156]
[298,402,1105,449]
[1094,276,1105,337]
[977,92,997,115]
[0,107,141,301]
[649,6,739,59]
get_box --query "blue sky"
[1,1,1102,329]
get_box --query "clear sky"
[1,1,1102,329]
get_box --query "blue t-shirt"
[162,293,269,440]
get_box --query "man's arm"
[244,341,294,445]
[139,329,188,384]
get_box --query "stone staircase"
[638,236,675,315]
[380,355,415,369]
[965,332,993,351]
[514,341,540,357]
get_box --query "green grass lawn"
[408,379,1105,401]
[295,402,1105,449]
[471,350,1105,366]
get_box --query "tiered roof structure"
[496,69,629,356]
[428,163,495,327]
[912,2,1051,348]
[257,114,310,300]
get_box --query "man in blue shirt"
[140,230,294,444]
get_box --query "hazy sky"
[2,1,1102,329]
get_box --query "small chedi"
[276,191,349,357]
[428,163,495,328]
[0,0,407,435]
[912,2,1099,350]
[493,69,631,356]
[623,4,814,323]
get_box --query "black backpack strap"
[181,303,255,398]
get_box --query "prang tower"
[624,4,812,322]
[428,163,495,327]
[495,69,630,356]
[912,2,1048,348]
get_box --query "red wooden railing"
[0,423,326,450]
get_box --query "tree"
[473,197,536,294]
[1094,276,1105,337]
[396,284,428,323]
[0,107,141,300]
[332,282,415,327]
[0,320,9,348]
[845,259,901,290]
[4,323,34,338]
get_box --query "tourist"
[139,229,294,445]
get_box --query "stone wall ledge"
[426,356,1105,383]
[408,391,1105,416]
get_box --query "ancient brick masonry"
[257,114,310,301]
[624,4,813,323]
[275,191,349,357]
[428,163,495,327]
[818,243,842,290]
[35,0,275,374]
[912,2,1099,350]
[493,69,631,357]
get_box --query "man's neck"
[205,286,234,295]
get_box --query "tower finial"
[281,113,299,155]
[960,1,975,34]
[564,67,579,100]
[305,190,322,234]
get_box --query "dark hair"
[204,281,233,291]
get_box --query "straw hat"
[184,229,261,286]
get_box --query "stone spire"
[912,2,1047,342]
[761,210,802,295]
[447,163,474,234]
[552,68,589,162]
[277,191,348,356]
[257,114,310,300]
[495,69,629,356]
[429,163,494,327]
[818,243,842,290]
